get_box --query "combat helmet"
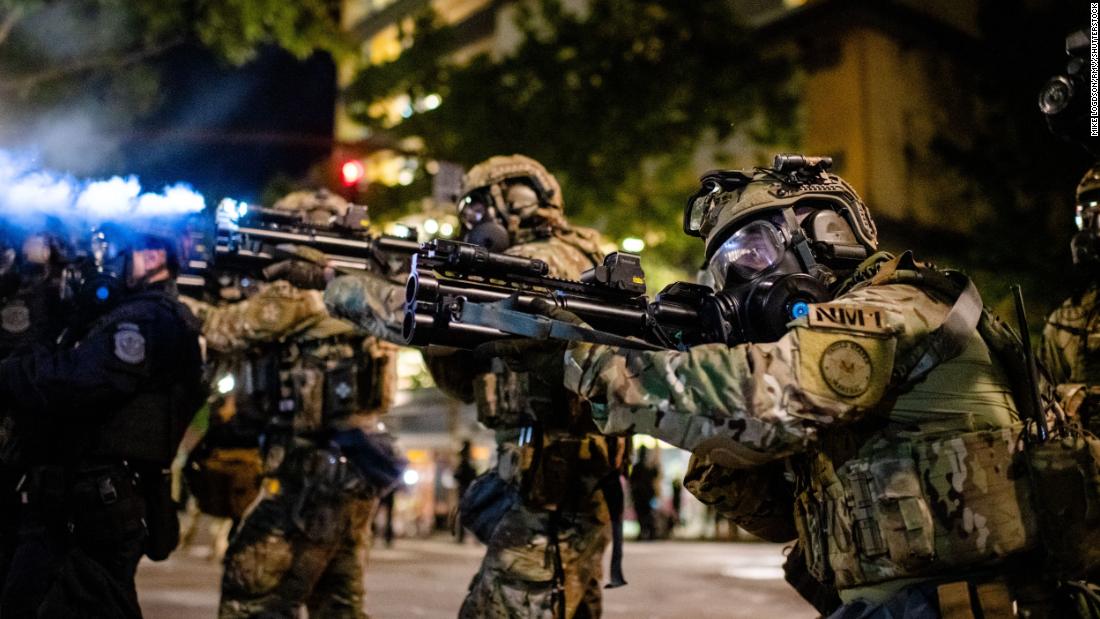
[684,154,877,265]
[274,188,356,226]
[461,154,563,211]
[458,155,566,249]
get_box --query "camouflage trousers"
[219,445,379,619]
[459,501,611,619]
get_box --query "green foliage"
[0,0,347,170]
[347,0,798,270]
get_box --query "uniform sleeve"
[323,272,406,345]
[423,348,487,404]
[202,281,328,353]
[0,307,163,416]
[565,284,942,469]
[1039,311,1073,385]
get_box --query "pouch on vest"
[323,360,359,423]
[332,428,407,494]
[285,366,325,432]
[521,434,617,511]
[184,447,262,519]
[1023,432,1100,581]
[458,471,520,544]
[139,466,180,561]
[805,427,1038,589]
[473,360,538,429]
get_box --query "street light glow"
[422,93,442,110]
[439,222,454,237]
[403,469,420,485]
[621,237,645,252]
[423,218,439,234]
[216,374,236,394]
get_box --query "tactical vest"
[473,233,625,513]
[1077,296,1100,384]
[85,292,205,466]
[792,259,1039,591]
[271,334,383,435]
[0,276,63,466]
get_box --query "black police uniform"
[0,285,204,618]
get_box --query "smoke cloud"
[0,149,206,231]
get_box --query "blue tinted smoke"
[0,150,206,229]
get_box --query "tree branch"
[0,36,184,96]
[0,6,25,47]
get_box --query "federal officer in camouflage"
[1040,163,1100,436]
[326,155,624,618]
[189,191,402,619]
[565,156,1069,618]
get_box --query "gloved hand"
[323,272,407,343]
[262,244,330,290]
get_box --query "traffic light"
[340,159,365,187]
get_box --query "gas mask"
[699,211,831,344]
[458,181,543,251]
[62,229,129,315]
[1072,193,1100,268]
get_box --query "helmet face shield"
[706,220,787,288]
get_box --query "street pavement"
[136,537,817,618]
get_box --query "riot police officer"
[0,228,67,592]
[0,224,205,617]
[326,155,625,618]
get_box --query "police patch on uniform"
[113,322,146,364]
[819,340,873,397]
[807,302,890,335]
[0,303,29,333]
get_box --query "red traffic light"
[341,160,366,187]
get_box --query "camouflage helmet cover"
[692,159,878,262]
[1076,163,1100,204]
[274,188,355,226]
[461,154,564,212]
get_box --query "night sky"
[120,45,337,202]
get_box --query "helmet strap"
[782,208,817,272]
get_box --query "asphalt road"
[136,537,817,618]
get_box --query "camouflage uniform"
[1039,165,1100,436]
[191,279,398,619]
[566,161,1046,616]
[326,155,620,619]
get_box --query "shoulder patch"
[807,302,890,335]
[1,302,30,333]
[819,340,873,397]
[258,300,285,326]
[113,322,146,364]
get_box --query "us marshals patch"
[113,322,146,364]
[0,303,29,333]
[819,340,873,397]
